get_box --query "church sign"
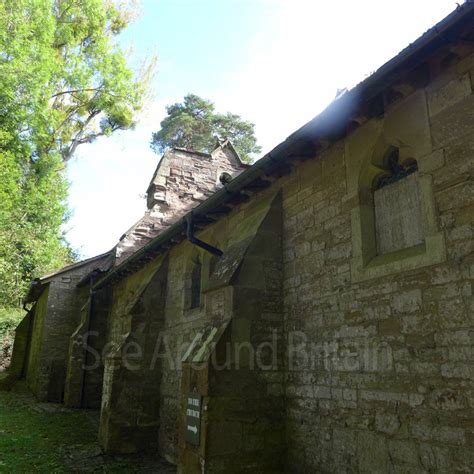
[186,393,202,446]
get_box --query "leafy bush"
[0,307,25,371]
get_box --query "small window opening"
[190,259,202,309]
[208,254,219,277]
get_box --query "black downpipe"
[185,214,223,257]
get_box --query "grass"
[0,385,96,472]
[0,383,175,473]
[0,308,174,472]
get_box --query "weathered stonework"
[10,141,247,411]
[11,253,112,402]
[99,191,286,472]
[279,43,474,473]
[97,26,472,471]
[9,7,474,473]
[64,284,110,409]
[116,141,247,264]
[8,310,33,379]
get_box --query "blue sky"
[67,0,457,258]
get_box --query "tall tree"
[150,94,261,162]
[0,0,152,306]
[0,0,152,163]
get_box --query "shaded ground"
[0,376,176,473]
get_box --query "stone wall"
[8,310,33,379]
[25,258,110,402]
[99,45,473,471]
[26,287,49,398]
[64,285,110,409]
[100,191,287,472]
[280,50,474,472]
[82,287,111,409]
[177,193,285,473]
[99,257,168,453]
[64,297,89,408]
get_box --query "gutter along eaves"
[93,3,474,291]
[36,250,114,283]
[23,250,114,303]
[93,146,287,289]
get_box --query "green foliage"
[150,94,261,162]
[0,142,72,304]
[0,307,24,338]
[0,0,147,162]
[0,0,149,306]
[0,307,24,371]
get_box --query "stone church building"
[9,5,474,472]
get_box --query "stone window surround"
[350,144,446,283]
[182,241,225,316]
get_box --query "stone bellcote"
[146,140,248,219]
[115,141,248,265]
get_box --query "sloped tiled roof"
[94,3,474,289]
[24,251,114,303]
[115,142,248,263]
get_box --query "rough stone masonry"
[9,4,474,473]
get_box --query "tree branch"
[62,110,100,162]
[50,87,103,98]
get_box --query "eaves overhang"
[93,3,474,291]
[24,250,114,303]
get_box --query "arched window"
[372,147,422,255]
[349,131,445,282]
[373,147,418,190]
[190,259,202,309]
